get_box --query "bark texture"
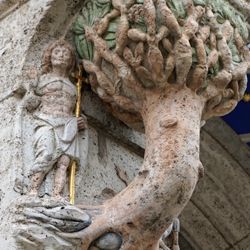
[71,0,250,247]
[73,0,250,129]
[76,87,204,249]
[16,0,250,249]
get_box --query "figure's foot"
[52,194,68,203]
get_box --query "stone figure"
[0,0,29,21]
[15,1,250,249]
[26,39,87,199]
[0,83,26,102]
[70,0,250,249]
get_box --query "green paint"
[72,0,113,60]
[193,0,248,40]
[73,0,248,72]
[103,17,120,49]
[228,39,241,63]
[73,0,148,60]
[166,0,186,19]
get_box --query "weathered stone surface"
[0,0,249,249]
[180,118,250,249]
[0,0,87,248]
[94,233,122,250]
[14,199,91,249]
[69,0,250,248]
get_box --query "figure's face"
[51,45,72,70]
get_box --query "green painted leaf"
[72,0,248,66]
[72,0,113,60]
[166,0,186,19]
[229,39,241,63]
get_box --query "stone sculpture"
[14,0,250,249]
[0,0,29,21]
[0,83,26,102]
[161,218,180,250]
[72,0,250,249]
[25,39,87,199]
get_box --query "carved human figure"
[15,1,250,249]
[27,39,87,198]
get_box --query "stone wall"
[0,1,249,249]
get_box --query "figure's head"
[42,39,75,75]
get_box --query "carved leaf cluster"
[73,0,250,128]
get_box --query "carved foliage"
[73,0,249,128]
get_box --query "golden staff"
[69,65,84,205]
[243,93,250,102]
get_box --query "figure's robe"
[31,74,80,174]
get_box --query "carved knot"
[160,118,178,128]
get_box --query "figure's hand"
[77,115,87,131]
[22,93,41,112]
[12,83,27,97]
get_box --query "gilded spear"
[69,65,84,205]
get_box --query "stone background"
[0,1,249,249]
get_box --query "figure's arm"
[22,93,41,112]
[0,83,26,103]
[0,67,42,104]
[22,72,42,112]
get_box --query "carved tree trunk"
[13,0,250,249]
[76,87,204,250]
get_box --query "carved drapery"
[13,0,250,250]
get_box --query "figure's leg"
[52,154,71,198]
[29,126,55,196]
[29,172,46,196]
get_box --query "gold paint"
[69,65,84,205]
[69,160,77,204]
[243,93,250,102]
